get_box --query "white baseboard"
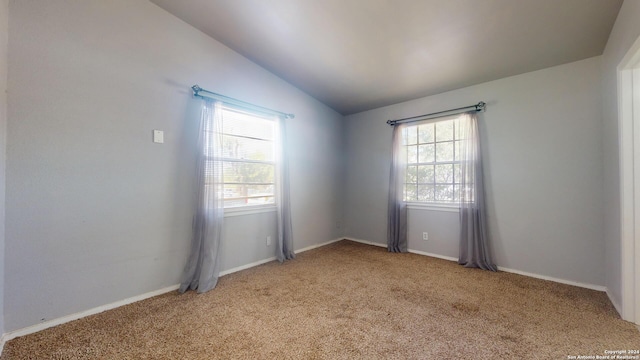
[408,248,458,262]
[219,257,277,276]
[606,289,623,316]
[220,238,345,278]
[343,237,606,292]
[0,235,609,356]
[344,237,458,262]
[496,266,606,292]
[0,334,6,357]
[0,237,347,351]
[296,238,344,253]
[2,284,180,343]
[344,237,386,248]
[219,238,344,276]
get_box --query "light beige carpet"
[3,240,639,359]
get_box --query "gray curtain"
[458,112,497,271]
[179,99,225,293]
[276,116,295,262]
[387,124,408,253]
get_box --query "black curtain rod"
[192,85,295,119]
[386,101,486,126]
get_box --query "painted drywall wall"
[5,0,343,332]
[0,0,7,336]
[601,0,640,311]
[407,209,459,258]
[344,57,605,287]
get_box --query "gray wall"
[4,0,631,335]
[0,0,7,336]
[344,57,605,286]
[601,0,640,310]
[5,0,343,332]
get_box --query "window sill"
[224,205,277,217]
[406,202,459,213]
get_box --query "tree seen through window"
[403,117,463,203]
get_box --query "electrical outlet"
[422,232,429,241]
[266,236,272,246]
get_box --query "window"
[207,106,277,209]
[403,116,463,204]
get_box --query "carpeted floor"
[3,240,639,359]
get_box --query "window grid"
[403,119,462,203]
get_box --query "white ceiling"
[151,0,623,115]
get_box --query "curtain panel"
[179,99,225,294]
[387,124,408,253]
[180,100,296,294]
[458,112,497,271]
[276,116,295,262]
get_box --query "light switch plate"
[153,130,164,143]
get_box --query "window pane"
[456,118,466,140]
[222,135,274,161]
[435,164,453,183]
[402,116,470,204]
[435,185,454,202]
[435,141,454,162]
[222,109,274,140]
[460,185,474,202]
[407,145,418,164]
[246,196,275,206]
[436,120,454,141]
[246,184,275,196]
[417,165,434,183]
[225,196,275,208]
[223,184,274,199]
[418,184,434,202]
[454,141,462,161]
[224,198,247,208]
[214,106,279,209]
[405,184,417,201]
[204,159,221,178]
[223,184,243,199]
[407,127,418,145]
[203,132,219,156]
[418,123,434,143]
[453,163,462,184]
[222,162,274,184]
[406,165,417,184]
[204,184,224,200]
[418,144,434,163]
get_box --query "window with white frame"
[403,116,463,203]
[211,106,277,208]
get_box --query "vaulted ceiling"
[151,0,622,115]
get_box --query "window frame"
[208,104,279,214]
[402,115,463,206]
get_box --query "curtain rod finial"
[477,101,486,111]
[192,85,201,93]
